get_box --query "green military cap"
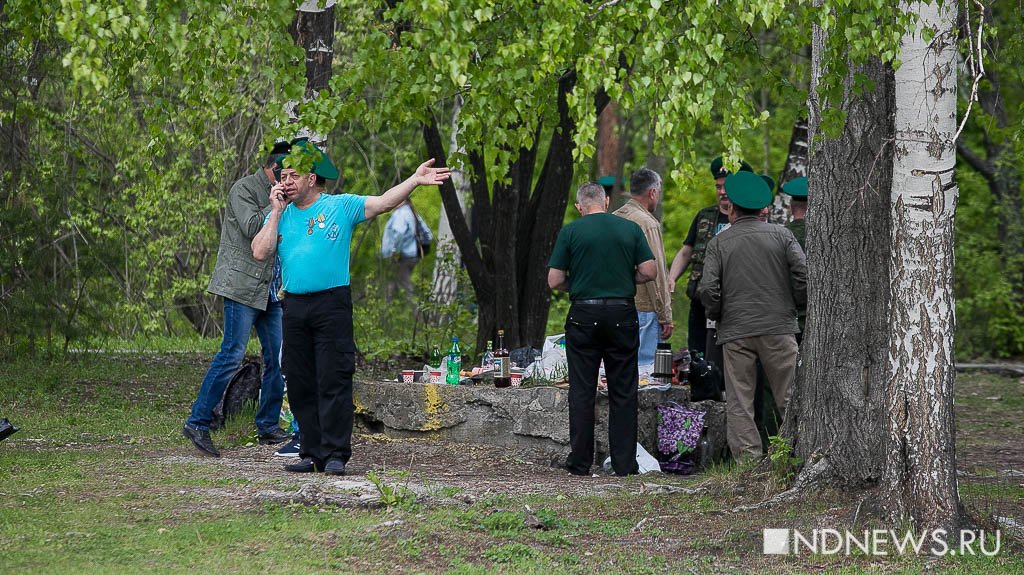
[781,176,808,199]
[760,174,775,192]
[725,171,772,210]
[710,156,753,178]
[596,175,618,187]
[277,137,340,180]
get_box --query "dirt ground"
[159,434,642,509]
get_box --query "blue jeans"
[187,298,284,433]
[637,311,660,367]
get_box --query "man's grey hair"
[576,182,607,206]
[629,167,662,196]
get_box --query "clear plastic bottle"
[445,337,462,385]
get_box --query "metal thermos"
[652,342,674,385]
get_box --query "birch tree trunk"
[770,118,809,224]
[882,0,967,533]
[287,0,335,144]
[790,17,893,486]
[430,94,470,307]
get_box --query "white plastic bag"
[603,442,661,474]
[524,334,568,381]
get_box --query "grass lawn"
[0,352,1021,574]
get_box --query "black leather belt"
[572,298,632,305]
[283,285,349,298]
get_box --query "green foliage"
[952,0,1024,359]
[3,0,1018,362]
[1,0,302,350]
[352,240,478,362]
[767,434,802,485]
[365,470,418,509]
[954,170,1024,358]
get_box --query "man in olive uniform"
[782,176,808,249]
[668,157,752,356]
[781,176,809,342]
[698,172,806,462]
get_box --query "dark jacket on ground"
[697,216,807,345]
[207,170,276,310]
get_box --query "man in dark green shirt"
[548,182,658,476]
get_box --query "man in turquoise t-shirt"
[548,182,657,477]
[253,139,450,476]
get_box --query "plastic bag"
[603,442,661,474]
[523,333,568,381]
[655,402,706,474]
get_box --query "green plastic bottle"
[445,337,462,385]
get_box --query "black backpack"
[688,352,724,402]
[211,357,262,429]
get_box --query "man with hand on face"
[181,142,292,458]
[252,139,450,476]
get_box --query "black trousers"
[688,299,708,357]
[564,301,640,476]
[281,286,356,466]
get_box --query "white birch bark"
[430,94,469,306]
[883,0,965,532]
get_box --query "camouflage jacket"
[685,205,724,300]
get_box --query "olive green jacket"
[207,170,276,310]
[697,217,807,345]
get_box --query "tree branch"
[955,140,996,183]
[422,116,492,300]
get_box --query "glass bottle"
[493,329,511,388]
[445,337,462,385]
[481,340,494,371]
[428,345,443,369]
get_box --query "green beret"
[277,137,339,180]
[782,176,808,199]
[760,174,775,192]
[596,175,617,187]
[725,171,772,210]
[710,156,753,179]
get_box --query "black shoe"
[324,458,346,476]
[283,457,318,473]
[181,424,220,457]
[557,458,590,476]
[257,427,292,445]
[0,418,19,442]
